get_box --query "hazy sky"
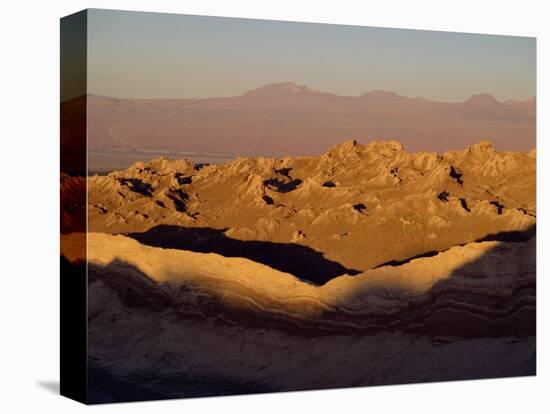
[87,9,536,102]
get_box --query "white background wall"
[0,0,547,412]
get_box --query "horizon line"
[78,81,536,105]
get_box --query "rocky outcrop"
[63,232,535,337]
[62,230,535,402]
[80,140,536,274]
[59,139,536,401]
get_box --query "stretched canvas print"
[60,9,536,404]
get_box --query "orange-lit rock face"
[81,140,535,283]
[61,139,535,401]
[64,228,535,400]
[63,231,535,336]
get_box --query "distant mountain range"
[63,82,536,156]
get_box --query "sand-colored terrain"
[77,139,536,283]
[63,231,534,335]
[61,230,535,401]
[60,138,536,401]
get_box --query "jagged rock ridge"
[65,140,537,279]
[59,139,536,401]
